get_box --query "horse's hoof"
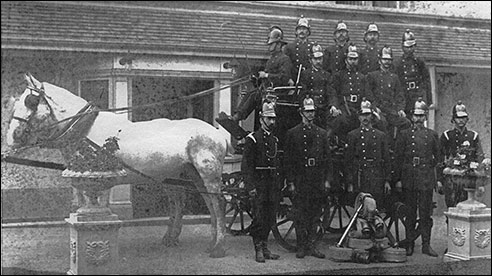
[209,248,226,258]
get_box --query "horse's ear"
[25,73,42,90]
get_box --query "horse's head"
[6,74,55,148]
[6,73,88,148]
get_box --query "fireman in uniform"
[299,44,337,130]
[285,97,333,259]
[394,98,443,257]
[323,20,351,74]
[284,15,316,85]
[242,101,281,263]
[344,99,392,207]
[232,26,293,130]
[366,45,411,149]
[331,43,367,142]
[394,29,432,116]
[439,101,484,208]
[359,23,381,75]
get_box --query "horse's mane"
[41,82,88,121]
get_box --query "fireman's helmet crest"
[402,29,416,47]
[296,15,311,34]
[301,97,316,111]
[310,44,324,58]
[260,102,276,117]
[267,26,286,45]
[347,43,359,58]
[334,20,348,33]
[365,23,379,35]
[413,97,428,115]
[379,45,393,59]
[359,98,373,115]
[453,100,468,118]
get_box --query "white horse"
[6,73,229,258]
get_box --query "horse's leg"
[181,164,218,253]
[162,190,185,247]
[206,184,226,258]
[187,138,227,258]
[201,193,218,253]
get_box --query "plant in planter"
[442,141,491,208]
[62,136,127,214]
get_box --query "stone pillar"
[66,212,122,275]
[444,190,491,260]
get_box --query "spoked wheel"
[222,172,253,236]
[323,191,356,233]
[272,192,325,252]
[382,201,424,248]
[272,194,297,252]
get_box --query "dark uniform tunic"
[345,126,391,206]
[323,43,349,74]
[440,127,484,208]
[394,55,432,114]
[366,69,410,139]
[235,51,293,131]
[394,125,443,246]
[284,123,333,249]
[331,67,367,139]
[284,39,316,81]
[299,65,335,129]
[359,45,380,75]
[241,128,279,243]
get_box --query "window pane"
[80,80,109,109]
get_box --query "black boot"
[253,239,265,263]
[262,241,280,260]
[296,247,307,259]
[406,242,414,256]
[422,244,438,257]
[306,241,325,259]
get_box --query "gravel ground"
[2,214,491,275]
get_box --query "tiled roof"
[1,1,490,67]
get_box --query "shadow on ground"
[2,267,64,275]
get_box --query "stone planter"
[62,169,127,215]
[443,168,489,210]
[62,169,127,275]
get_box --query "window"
[131,76,214,124]
[335,1,401,8]
[80,79,109,109]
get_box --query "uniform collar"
[454,126,468,134]
[261,127,272,136]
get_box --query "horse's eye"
[25,94,40,111]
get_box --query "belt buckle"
[412,157,420,166]
[350,94,358,103]
[308,158,316,167]
[407,81,416,89]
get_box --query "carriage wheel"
[272,194,297,252]
[222,172,253,236]
[271,192,325,252]
[323,191,356,233]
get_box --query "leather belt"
[305,158,317,167]
[344,94,359,103]
[256,166,276,170]
[406,81,417,90]
[405,157,432,167]
[358,158,379,168]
